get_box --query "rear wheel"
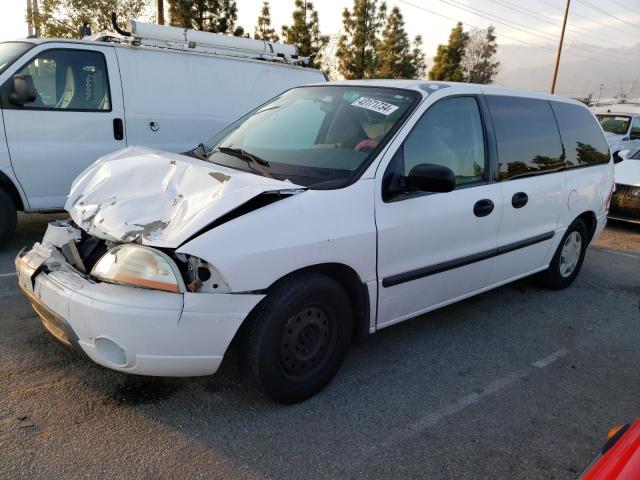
[0,189,17,246]
[241,273,353,404]
[538,219,588,290]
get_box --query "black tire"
[538,218,588,290]
[0,189,17,247]
[240,273,353,404]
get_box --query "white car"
[610,148,640,223]
[16,81,614,403]
[0,20,324,243]
[593,105,640,153]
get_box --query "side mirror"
[9,74,36,106]
[407,163,456,193]
[613,150,629,164]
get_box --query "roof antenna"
[111,12,131,37]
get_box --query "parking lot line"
[591,247,640,260]
[532,348,570,368]
[0,272,17,278]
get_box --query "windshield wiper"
[192,142,211,160]
[217,147,270,167]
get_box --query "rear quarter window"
[486,95,564,180]
[551,102,610,166]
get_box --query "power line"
[537,0,640,41]
[575,0,640,33]
[431,0,640,66]
[488,0,640,55]
[397,0,639,68]
[606,0,640,15]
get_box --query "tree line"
[29,0,499,83]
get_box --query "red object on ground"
[581,419,640,479]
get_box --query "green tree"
[377,6,425,79]
[336,0,386,79]
[281,0,328,69]
[168,0,242,35]
[462,25,499,84]
[428,22,468,82]
[254,1,278,42]
[31,0,149,38]
[411,35,426,78]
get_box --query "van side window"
[402,96,486,184]
[15,49,110,111]
[630,117,640,141]
[550,102,610,166]
[486,95,564,180]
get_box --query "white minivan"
[0,20,325,243]
[16,81,614,403]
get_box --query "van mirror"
[613,150,629,164]
[407,163,456,193]
[9,74,36,106]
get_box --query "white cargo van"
[0,19,325,243]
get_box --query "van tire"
[240,272,353,404]
[538,219,588,290]
[0,189,17,246]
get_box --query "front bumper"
[609,184,640,224]
[15,242,265,377]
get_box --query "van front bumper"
[15,244,264,377]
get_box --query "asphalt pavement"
[0,213,638,479]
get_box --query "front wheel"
[0,189,17,246]
[538,219,588,290]
[240,273,353,404]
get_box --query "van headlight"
[91,245,186,293]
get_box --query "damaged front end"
[24,219,229,296]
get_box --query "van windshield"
[0,42,34,75]
[597,114,631,135]
[204,86,420,189]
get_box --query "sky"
[2,0,640,95]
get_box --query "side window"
[14,49,110,111]
[551,102,610,167]
[631,117,640,141]
[486,95,564,180]
[402,96,486,184]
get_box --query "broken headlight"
[91,245,186,293]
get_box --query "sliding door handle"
[473,199,494,217]
[113,118,124,140]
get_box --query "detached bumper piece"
[609,184,640,224]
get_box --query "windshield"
[0,42,34,75]
[204,86,420,189]
[597,114,631,135]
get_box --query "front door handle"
[473,199,494,217]
[113,118,124,140]
[512,192,528,209]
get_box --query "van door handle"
[473,199,494,217]
[113,118,124,140]
[512,192,528,209]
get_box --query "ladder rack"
[97,16,308,65]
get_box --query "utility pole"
[157,0,165,25]
[33,0,39,36]
[550,0,570,94]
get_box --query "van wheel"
[538,219,588,290]
[0,189,17,246]
[241,273,353,404]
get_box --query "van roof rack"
[95,13,308,65]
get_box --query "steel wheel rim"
[279,305,336,382]
[559,231,582,278]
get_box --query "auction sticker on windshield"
[351,97,399,116]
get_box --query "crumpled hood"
[65,146,305,248]
[615,159,640,187]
